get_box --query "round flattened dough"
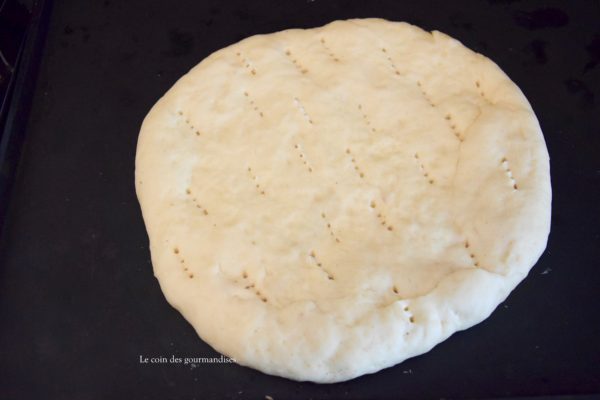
[136,19,551,383]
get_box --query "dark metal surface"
[0,0,50,230]
[0,0,599,398]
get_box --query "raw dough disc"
[135,19,551,383]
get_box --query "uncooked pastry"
[135,19,551,383]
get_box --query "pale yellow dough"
[135,19,551,383]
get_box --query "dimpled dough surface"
[135,19,551,383]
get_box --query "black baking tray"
[0,0,599,399]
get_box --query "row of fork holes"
[242,271,268,302]
[177,111,201,136]
[392,285,416,324]
[173,247,194,279]
[370,200,393,231]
